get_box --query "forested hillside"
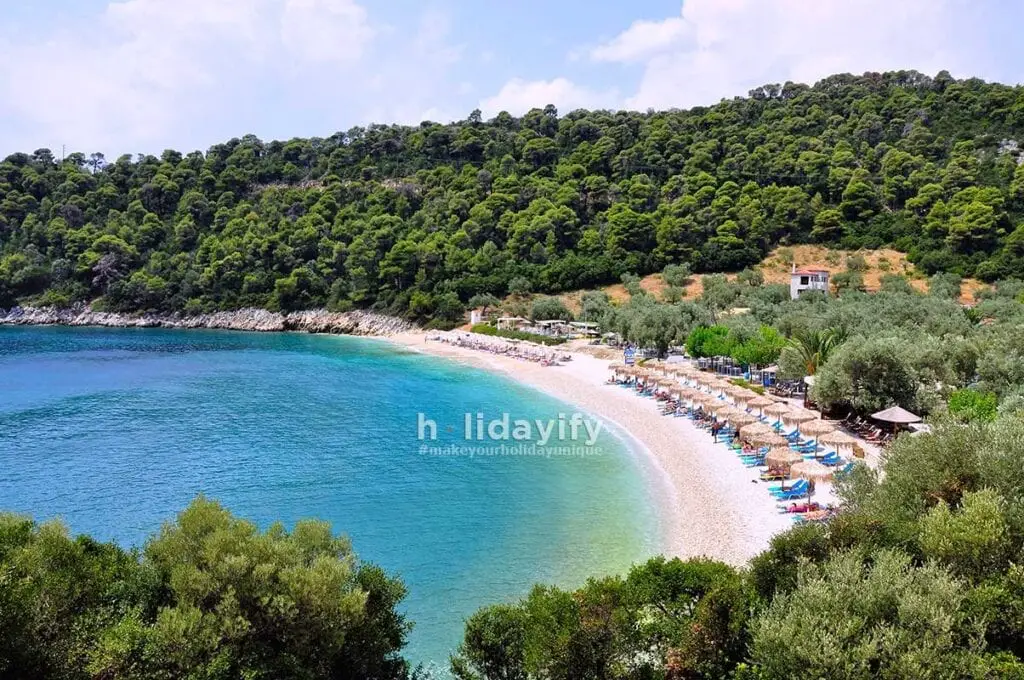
[3,69,1024,320]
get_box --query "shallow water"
[0,326,660,667]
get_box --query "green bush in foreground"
[0,498,410,680]
[454,414,1024,679]
[9,414,1024,679]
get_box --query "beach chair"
[768,479,808,497]
[774,486,812,501]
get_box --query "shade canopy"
[799,420,836,436]
[747,396,776,408]
[762,402,792,416]
[872,406,922,424]
[782,410,817,424]
[704,401,730,414]
[792,460,834,482]
[727,413,758,427]
[740,423,773,439]
[766,447,804,469]
[750,432,790,447]
[819,430,857,446]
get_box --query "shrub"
[948,388,999,423]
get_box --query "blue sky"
[0,0,1021,156]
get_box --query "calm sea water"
[0,326,661,667]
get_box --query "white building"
[790,268,830,299]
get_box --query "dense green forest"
[3,70,1024,320]
[7,415,1024,679]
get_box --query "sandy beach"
[387,330,798,566]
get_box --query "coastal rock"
[0,305,414,337]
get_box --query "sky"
[1,0,1022,157]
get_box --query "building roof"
[793,269,830,275]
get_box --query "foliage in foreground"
[453,414,1024,679]
[4,71,1024,319]
[8,417,1024,678]
[0,498,410,680]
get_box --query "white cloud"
[590,17,688,63]
[479,78,618,117]
[591,0,976,111]
[0,0,379,154]
[281,0,374,63]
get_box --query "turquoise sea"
[0,326,661,667]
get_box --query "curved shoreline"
[384,331,793,566]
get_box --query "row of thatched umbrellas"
[611,362,857,482]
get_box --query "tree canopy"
[4,71,1024,320]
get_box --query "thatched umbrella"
[727,412,758,427]
[748,431,790,447]
[799,420,835,437]
[740,422,773,438]
[762,402,791,416]
[704,400,729,414]
[695,373,718,387]
[820,430,857,450]
[766,447,803,470]
[792,460,834,482]
[782,409,817,426]
[748,395,775,408]
[799,419,836,449]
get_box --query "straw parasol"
[820,430,857,448]
[704,400,729,414]
[799,420,836,437]
[740,422,773,439]
[695,373,718,387]
[766,447,804,470]
[748,396,776,409]
[782,409,817,424]
[755,432,790,447]
[727,412,758,427]
[678,387,701,401]
[762,402,791,416]
[792,460,834,482]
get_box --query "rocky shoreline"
[0,305,415,337]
